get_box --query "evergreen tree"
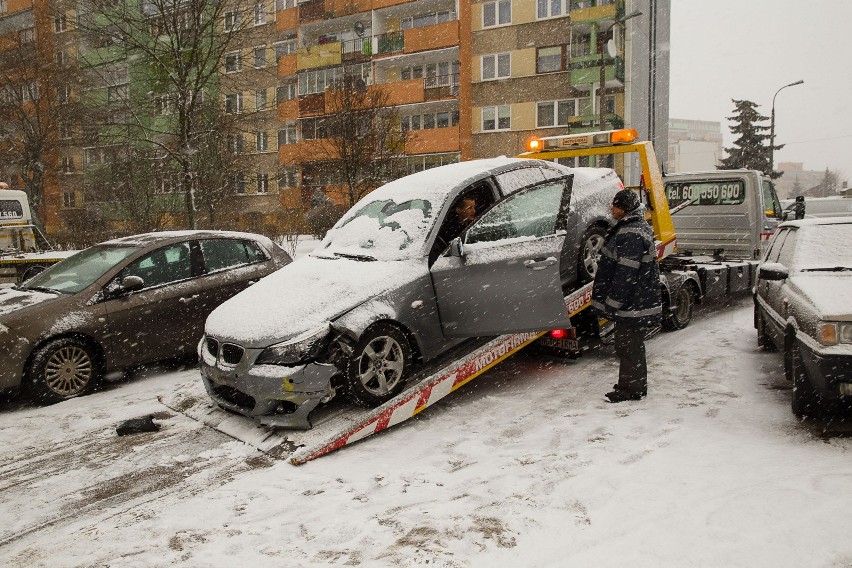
[719,99,782,179]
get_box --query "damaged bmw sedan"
[199,158,622,428]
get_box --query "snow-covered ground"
[1,297,851,567]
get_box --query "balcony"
[403,20,459,54]
[299,92,325,116]
[569,0,621,23]
[325,0,372,18]
[275,7,298,31]
[375,31,404,56]
[341,37,372,62]
[278,99,298,120]
[297,42,342,71]
[379,79,425,106]
[405,126,460,154]
[299,0,325,23]
[570,56,624,88]
[278,53,297,76]
[424,73,459,101]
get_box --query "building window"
[537,0,566,19]
[536,46,565,73]
[536,99,579,127]
[227,133,244,154]
[19,28,35,46]
[55,50,68,66]
[256,173,269,193]
[400,10,457,29]
[254,1,266,25]
[224,11,237,31]
[60,157,74,174]
[255,89,268,110]
[274,36,297,59]
[277,79,297,102]
[300,117,330,140]
[254,46,266,68]
[59,121,71,139]
[155,95,173,115]
[275,0,296,9]
[482,105,510,131]
[255,131,268,152]
[0,0,7,15]
[225,52,241,73]
[62,191,76,208]
[570,32,592,57]
[278,166,297,188]
[229,173,245,194]
[482,0,510,27]
[401,110,459,132]
[54,14,67,33]
[481,53,510,81]
[278,121,297,146]
[298,63,371,96]
[405,153,459,174]
[225,93,242,114]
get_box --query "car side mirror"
[782,210,792,221]
[757,263,788,281]
[121,275,145,292]
[448,237,464,258]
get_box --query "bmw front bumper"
[198,336,338,430]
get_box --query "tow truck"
[162,129,758,464]
[0,183,74,284]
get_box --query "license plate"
[539,337,580,352]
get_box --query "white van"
[663,170,782,260]
[780,195,852,219]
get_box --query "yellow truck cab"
[0,185,38,253]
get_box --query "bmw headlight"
[255,325,330,366]
[818,322,852,346]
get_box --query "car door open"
[431,175,574,337]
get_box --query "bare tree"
[306,72,408,208]
[75,0,256,228]
[0,25,78,228]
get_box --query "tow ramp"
[160,283,594,465]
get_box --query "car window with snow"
[320,198,434,261]
[22,245,140,294]
[466,180,563,244]
[792,224,852,269]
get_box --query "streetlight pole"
[598,11,642,129]
[769,79,804,173]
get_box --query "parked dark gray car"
[199,158,621,428]
[754,218,852,416]
[0,231,290,403]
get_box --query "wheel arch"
[360,319,424,367]
[23,332,107,381]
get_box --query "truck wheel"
[788,343,822,418]
[662,284,694,331]
[27,337,101,404]
[756,309,776,351]
[19,264,47,284]
[345,324,411,407]
[578,226,607,283]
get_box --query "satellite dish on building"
[354,21,365,37]
[607,38,617,58]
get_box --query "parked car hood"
[790,273,852,321]
[205,255,422,347]
[0,286,64,319]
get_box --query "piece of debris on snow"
[115,415,160,436]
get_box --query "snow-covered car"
[0,231,290,403]
[754,218,852,416]
[199,158,622,428]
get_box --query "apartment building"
[1,0,669,234]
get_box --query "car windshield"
[21,244,141,294]
[793,224,852,270]
[318,198,434,261]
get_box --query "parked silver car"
[754,218,852,416]
[0,231,290,403]
[199,158,621,428]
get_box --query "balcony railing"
[376,31,404,55]
[341,37,372,61]
[424,73,459,100]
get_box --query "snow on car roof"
[102,230,274,247]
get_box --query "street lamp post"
[598,11,642,129]
[769,79,804,173]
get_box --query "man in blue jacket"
[591,189,662,402]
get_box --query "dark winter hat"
[612,189,640,212]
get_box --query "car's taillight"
[549,329,576,339]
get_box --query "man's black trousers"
[613,322,648,396]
